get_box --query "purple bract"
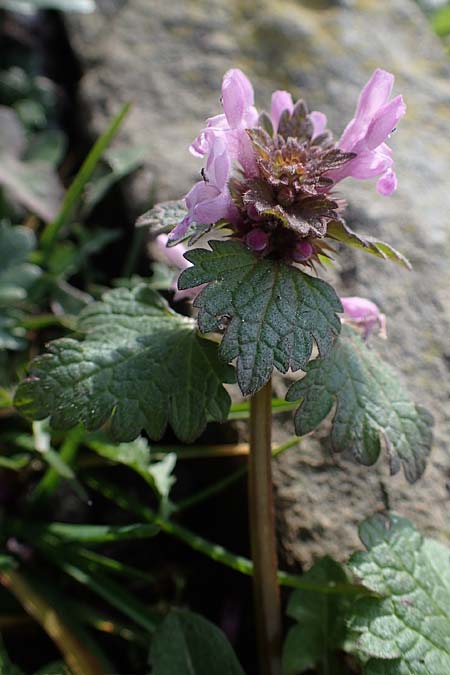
[170,68,405,266]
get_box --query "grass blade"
[40,103,131,254]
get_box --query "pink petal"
[169,214,191,241]
[339,69,395,151]
[222,69,255,128]
[271,90,294,131]
[193,190,234,224]
[155,234,191,271]
[377,169,397,195]
[333,147,392,181]
[354,69,394,124]
[309,111,327,138]
[365,95,406,150]
[205,136,230,189]
[235,129,258,177]
[340,296,386,338]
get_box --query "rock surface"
[66,0,450,566]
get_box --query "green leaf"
[40,103,131,254]
[0,636,25,675]
[24,130,66,165]
[82,146,145,217]
[0,315,27,350]
[39,521,159,543]
[283,557,352,675]
[432,5,450,37]
[34,661,72,675]
[54,558,158,633]
[0,223,41,350]
[150,608,245,675]
[0,554,18,570]
[327,221,411,269]
[179,240,342,396]
[136,199,188,239]
[287,326,433,482]
[349,514,450,674]
[0,223,41,306]
[0,453,30,470]
[15,285,234,442]
[87,436,176,500]
[0,158,63,223]
[228,397,297,420]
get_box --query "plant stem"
[85,476,367,596]
[0,569,106,675]
[248,379,282,675]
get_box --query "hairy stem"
[248,379,282,675]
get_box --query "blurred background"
[0,1,449,673]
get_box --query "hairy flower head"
[170,68,405,267]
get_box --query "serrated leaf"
[327,221,411,269]
[178,240,342,396]
[283,557,352,675]
[287,326,433,482]
[136,200,187,237]
[349,514,450,675]
[150,608,245,675]
[15,285,234,442]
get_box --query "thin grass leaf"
[228,398,297,420]
[0,570,107,675]
[45,521,159,543]
[40,103,131,254]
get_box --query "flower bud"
[245,228,270,252]
[292,240,313,262]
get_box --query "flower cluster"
[170,68,405,265]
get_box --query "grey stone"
[66,0,450,567]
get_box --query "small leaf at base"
[350,514,450,674]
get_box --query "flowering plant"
[171,68,406,268]
[12,72,438,675]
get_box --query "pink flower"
[169,133,237,241]
[190,69,258,172]
[154,234,201,301]
[171,69,259,241]
[340,296,386,338]
[172,67,405,250]
[271,90,327,138]
[329,69,406,195]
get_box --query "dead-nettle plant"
[15,69,436,674]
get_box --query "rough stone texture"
[66,0,450,567]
